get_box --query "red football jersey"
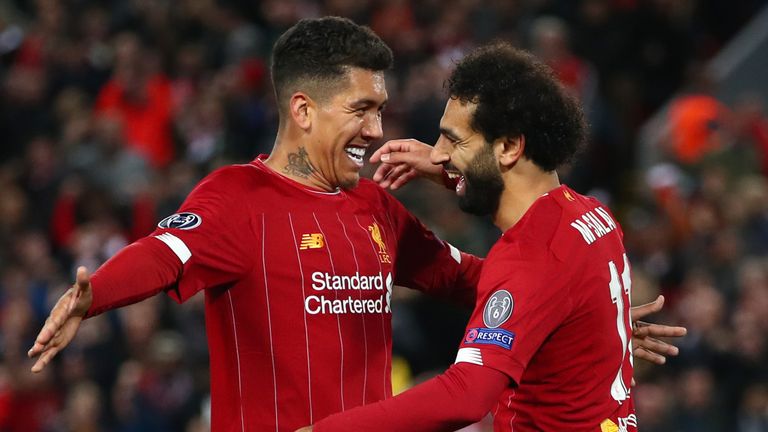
[150,156,478,431]
[456,185,636,431]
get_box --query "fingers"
[633,321,687,338]
[389,169,418,190]
[372,163,395,183]
[28,315,63,358]
[76,266,90,289]
[31,348,59,373]
[369,140,414,163]
[378,150,427,166]
[30,291,72,354]
[28,269,91,373]
[29,325,65,372]
[635,336,679,356]
[28,284,78,358]
[29,318,80,373]
[633,347,667,365]
[369,141,400,163]
[380,164,412,189]
[630,295,665,322]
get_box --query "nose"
[361,112,383,141]
[430,137,451,166]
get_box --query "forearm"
[313,363,508,432]
[87,237,182,317]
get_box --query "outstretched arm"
[630,295,687,365]
[28,237,183,373]
[298,362,508,432]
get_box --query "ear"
[289,92,314,131]
[497,135,525,168]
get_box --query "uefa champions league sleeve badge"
[158,213,202,230]
[483,290,513,328]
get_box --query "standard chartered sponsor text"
[305,271,392,315]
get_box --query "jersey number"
[608,254,632,402]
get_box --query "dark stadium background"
[1,0,767,430]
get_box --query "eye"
[441,134,459,146]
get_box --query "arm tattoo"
[284,147,317,178]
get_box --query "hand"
[28,266,93,373]
[630,295,687,365]
[370,139,443,190]
[295,427,312,431]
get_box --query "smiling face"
[309,67,387,189]
[431,98,505,216]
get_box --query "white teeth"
[345,147,365,164]
[447,172,459,179]
[345,147,365,157]
[456,177,465,194]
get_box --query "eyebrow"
[350,98,388,109]
[439,127,462,142]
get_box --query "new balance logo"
[300,233,324,250]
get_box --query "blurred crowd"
[0,0,767,431]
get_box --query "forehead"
[440,98,477,133]
[333,68,388,104]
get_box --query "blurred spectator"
[667,94,728,166]
[94,32,174,168]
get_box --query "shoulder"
[351,178,388,196]
[195,163,266,194]
[548,186,622,260]
[181,163,271,213]
[497,186,601,262]
[347,178,398,207]
[502,193,565,258]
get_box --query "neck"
[493,166,561,232]
[264,132,336,192]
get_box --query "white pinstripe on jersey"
[288,212,314,423]
[336,211,369,404]
[312,212,345,411]
[353,214,390,398]
[261,214,279,431]
[226,291,246,431]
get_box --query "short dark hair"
[447,43,586,171]
[271,17,393,111]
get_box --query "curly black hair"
[447,43,587,171]
[271,17,393,111]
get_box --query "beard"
[458,145,504,216]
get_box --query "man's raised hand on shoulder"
[28,266,93,373]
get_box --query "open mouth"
[344,146,366,166]
[444,169,466,195]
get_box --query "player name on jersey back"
[569,206,617,245]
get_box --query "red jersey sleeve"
[150,166,256,302]
[312,362,508,432]
[382,192,482,307]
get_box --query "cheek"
[338,118,364,139]
[454,150,472,170]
